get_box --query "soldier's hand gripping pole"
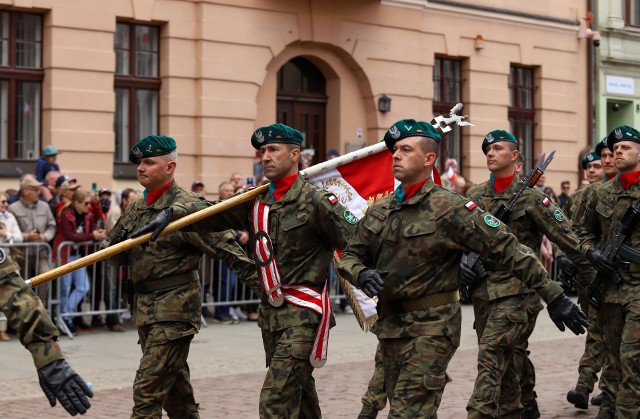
[25,184,270,288]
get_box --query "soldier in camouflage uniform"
[460,130,595,419]
[0,249,92,416]
[135,124,355,418]
[336,120,587,419]
[358,343,387,418]
[578,125,640,419]
[565,143,611,411]
[105,135,255,419]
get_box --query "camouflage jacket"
[173,175,356,333]
[577,177,640,304]
[466,176,593,301]
[0,252,63,369]
[105,182,255,327]
[337,179,564,339]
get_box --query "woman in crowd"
[0,191,23,341]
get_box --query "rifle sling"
[618,243,640,265]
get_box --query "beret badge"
[389,126,401,140]
[485,133,494,143]
[255,130,265,144]
[132,147,143,159]
[615,128,623,140]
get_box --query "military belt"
[377,290,460,316]
[133,270,199,294]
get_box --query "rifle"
[460,151,556,301]
[582,197,640,308]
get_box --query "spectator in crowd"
[253,150,264,180]
[55,178,80,220]
[326,148,340,160]
[8,174,41,205]
[43,170,62,214]
[35,145,60,183]
[104,188,138,332]
[558,180,570,209]
[230,172,244,190]
[451,176,467,195]
[98,188,112,217]
[300,148,314,169]
[536,173,546,189]
[53,190,106,333]
[0,190,24,341]
[441,158,459,189]
[9,176,57,305]
[191,181,206,197]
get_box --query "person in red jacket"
[53,190,106,333]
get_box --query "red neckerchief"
[146,181,173,206]
[403,179,427,201]
[271,173,298,201]
[619,170,640,191]
[492,173,515,193]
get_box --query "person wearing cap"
[564,142,609,412]
[35,145,60,183]
[98,188,112,216]
[460,129,594,418]
[133,124,355,418]
[8,175,56,305]
[102,134,255,419]
[0,249,93,415]
[325,148,340,160]
[335,120,586,418]
[578,125,640,419]
[55,179,81,220]
[190,181,205,197]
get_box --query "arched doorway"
[276,57,327,166]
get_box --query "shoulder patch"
[465,201,477,211]
[484,214,501,228]
[554,209,565,222]
[0,247,5,264]
[542,197,550,207]
[344,210,358,225]
[327,194,338,205]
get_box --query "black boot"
[591,392,602,406]
[567,385,589,409]
[521,399,540,419]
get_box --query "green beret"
[251,123,303,150]
[581,151,601,170]
[606,125,640,151]
[129,135,177,164]
[383,119,440,153]
[481,130,518,154]
[595,138,607,156]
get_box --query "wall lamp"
[378,95,391,113]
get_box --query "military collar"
[148,182,180,210]
[260,174,304,206]
[385,178,436,209]
[482,175,520,196]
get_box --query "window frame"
[625,0,640,27]
[114,22,161,166]
[432,56,463,176]
[0,11,43,162]
[508,65,536,174]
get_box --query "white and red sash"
[252,198,332,368]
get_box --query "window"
[0,12,42,160]
[433,57,462,175]
[625,0,640,27]
[114,23,160,162]
[508,66,535,174]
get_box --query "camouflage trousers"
[359,342,386,418]
[575,292,605,392]
[131,321,199,419]
[380,333,457,418]
[259,324,321,419]
[602,300,640,418]
[467,293,540,418]
[597,302,621,417]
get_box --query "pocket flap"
[281,211,309,231]
[423,370,451,390]
[403,221,436,237]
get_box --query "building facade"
[0,0,589,196]
[595,0,640,141]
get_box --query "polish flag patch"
[327,194,338,204]
[542,197,550,207]
[465,201,477,211]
